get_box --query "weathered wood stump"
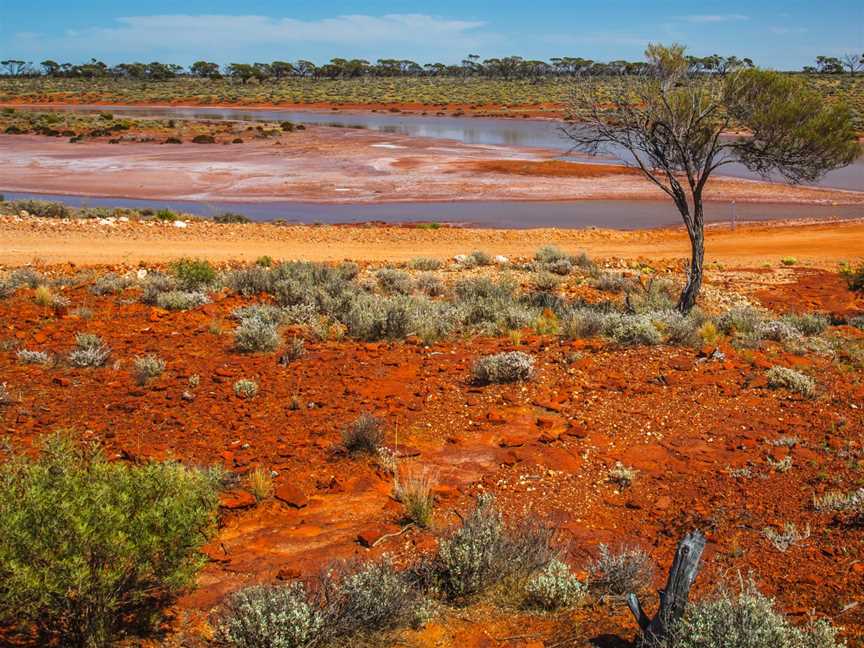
[627,530,706,644]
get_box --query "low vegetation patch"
[342,412,385,455]
[234,379,259,399]
[0,433,222,647]
[68,332,111,368]
[132,354,166,386]
[588,545,655,598]
[472,351,535,384]
[524,559,586,611]
[766,366,816,398]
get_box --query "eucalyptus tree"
[566,43,860,311]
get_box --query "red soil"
[1,263,863,646]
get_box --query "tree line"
[0,54,755,81]
[1,53,861,81]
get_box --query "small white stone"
[173,220,187,228]
[494,255,509,265]
[454,254,468,264]
[136,268,148,280]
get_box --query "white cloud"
[676,14,750,24]
[9,14,493,62]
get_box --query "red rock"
[52,377,70,387]
[536,416,556,428]
[357,525,399,548]
[277,566,301,581]
[275,484,308,509]
[565,422,588,438]
[220,489,256,510]
[487,410,507,424]
[655,495,672,510]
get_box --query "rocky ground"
[1,246,862,646]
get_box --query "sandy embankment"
[1,126,862,205]
[1,217,863,268]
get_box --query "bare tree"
[566,43,860,312]
[841,52,864,76]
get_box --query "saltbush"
[525,559,586,610]
[0,434,222,647]
[472,351,535,384]
[68,332,111,368]
[234,315,282,353]
[588,544,655,598]
[342,413,385,455]
[171,258,216,290]
[766,366,816,398]
[376,268,413,295]
[16,349,52,365]
[155,290,210,311]
[132,354,166,385]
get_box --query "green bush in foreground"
[0,433,222,647]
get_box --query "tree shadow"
[589,634,637,648]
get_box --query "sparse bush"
[849,315,864,329]
[91,273,135,296]
[664,580,843,648]
[279,337,306,364]
[594,271,629,293]
[469,250,493,266]
[224,266,274,295]
[416,273,446,297]
[766,366,816,398]
[655,310,704,347]
[525,559,586,611]
[216,582,322,648]
[376,268,413,295]
[410,257,442,271]
[813,488,864,519]
[588,545,655,598]
[0,433,221,648]
[255,255,273,267]
[430,494,555,601]
[762,522,810,552]
[139,272,176,304]
[234,379,259,399]
[342,413,385,455]
[214,211,250,224]
[9,268,42,289]
[609,462,637,487]
[8,199,71,219]
[68,332,110,368]
[781,256,797,266]
[234,316,282,353]
[232,303,284,326]
[781,313,829,336]
[546,258,574,275]
[533,272,560,292]
[16,349,51,365]
[472,351,535,384]
[132,354,165,386]
[0,383,13,405]
[535,245,569,264]
[33,285,53,306]
[155,290,210,311]
[607,314,662,346]
[756,319,801,343]
[561,308,609,339]
[843,262,864,292]
[171,258,216,290]
[716,305,764,335]
[393,470,436,527]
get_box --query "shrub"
[171,258,216,289]
[607,314,662,346]
[0,383,13,405]
[561,308,609,339]
[214,211,251,224]
[279,337,306,364]
[234,379,259,399]
[342,413,385,455]
[90,273,135,296]
[9,268,43,289]
[224,266,274,296]
[8,199,71,219]
[410,257,442,271]
[781,256,797,266]
[762,522,810,552]
[416,273,446,297]
[68,332,111,368]
[232,303,284,326]
[716,305,764,335]
[393,470,436,527]
[472,351,535,385]
[588,545,655,598]
[155,290,210,311]
[533,272,560,292]
[756,319,801,343]
[609,462,637,487]
[848,315,864,330]
[535,245,569,264]
[256,255,274,267]
[33,284,53,306]
[376,268,413,295]
[655,310,703,347]
[766,366,816,398]
[154,208,177,221]
[234,316,282,353]
[132,354,165,386]
[16,349,51,365]
[781,313,829,336]
[0,433,221,647]
[216,582,322,648]
[430,494,555,601]
[139,272,176,304]
[843,262,864,292]
[665,581,843,648]
[469,250,493,266]
[546,258,574,276]
[525,559,586,611]
[594,271,628,293]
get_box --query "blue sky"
[2,1,862,70]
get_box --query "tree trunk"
[627,530,706,645]
[677,197,705,313]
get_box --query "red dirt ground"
[1,260,863,646]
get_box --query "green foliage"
[665,581,844,648]
[234,379,259,399]
[234,315,282,353]
[4,199,71,218]
[0,433,222,647]
[842,262,864,292]
[525,559,586,610]
[170,257,216,289]
[214,211,251,224]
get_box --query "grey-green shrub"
[525,559,586,610]
[224,265,274,296]
[431,494,555,601]
[766,366,816,397]
[0,433,222,648]
[234,379,259,399]
[68,333,110,368]
[410,257,442,271]
[375,268,413,295]
[561,308,610,339]
[717,305,764,335]
[535,245,569,264]
[170,258,216,290]
[140,272,176,304]
[155,290,210,311]
[781,313,829,337]
[90,273,135,296]
[216,582,322,648]
[533,272,560,292]
[588,545,655,598]
[607,314,662,346]
[416,273,446,297]
[232,304,285,326]
[16,349,51,365]
[472,351,535,384]
[664,582,843,648]
[132,354,165,386]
